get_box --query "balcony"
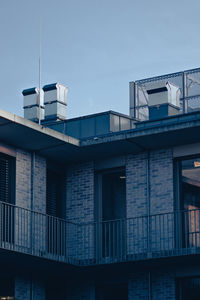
[0,201,200,267]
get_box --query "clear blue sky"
[0,0,200,118]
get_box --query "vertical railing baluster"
[24,209,26,250]
[7,205,11,249]
[109,222,111,259]
[4,202,200,266]
[187,210,189,249]
[20,207,22,250]
[0,203,2,248]
[120,219,123,259]
[52,216,54,256]
[199,210,200,248]
[24,209,26,252]
[194,210,197,249]
[136,216,138,254]
[162,214,165,251]
[113,221,115,259]
[158,215,160,251]
[104,222,106,258]
[167,214,170,251]
[61,220,62,257]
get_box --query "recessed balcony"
[0,201,200,267]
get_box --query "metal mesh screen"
[130,68,200,120]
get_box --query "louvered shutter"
[46,169,64,218]
[0,155,15,204]
[0,154,15,244]
[0,157,9,203]
[46,171,57,217]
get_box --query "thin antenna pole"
[38,17,42,125]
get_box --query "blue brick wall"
[66,161,94,223]
[32,154,46,254]
[15,150,46,254]
[126,149,174,218]
[33,154,46,214]
[128,271,176,300]
[128,272,149,300]
[126,152,148,218]
[16,150,32,209]
[149,149,174,251]
[16,150,46,213]
[32,280,46,300]
[126,149,174,254]
[15,278,45,300]
[15,278,31,300]
[126,153,148,254]
[9,144,177,300]
[14,273,176,300]
[151,272,175,300]
[66,161,95,261]
[150,149,174,215]
[15,150,32,249]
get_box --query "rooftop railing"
[0,201,200,266]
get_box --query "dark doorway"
[102,170,126,222]
[96,168,126,260]
[46,166,66,256]
[95,284,128,300]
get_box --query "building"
[0,68,200,299]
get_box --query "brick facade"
[66,161,95,261]
[151,272,176,300]
[1,144,179,299]
[15,278,31,300]
[128,272,149,300]
[150,149,174,215]
[16,150,32,209]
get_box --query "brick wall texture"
[9,146,178,299]
[66,161,95,260]
[15,278,45,300]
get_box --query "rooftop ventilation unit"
[147,81,180,120]
[43,83,68,122]
[22,88,44,122]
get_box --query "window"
[177,156,200,248]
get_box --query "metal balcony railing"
[1,201,200,266]
[0,201,77,264]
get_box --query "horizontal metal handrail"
[0,201,77,225]
[76,208,200,265]
[78,208,200,226]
